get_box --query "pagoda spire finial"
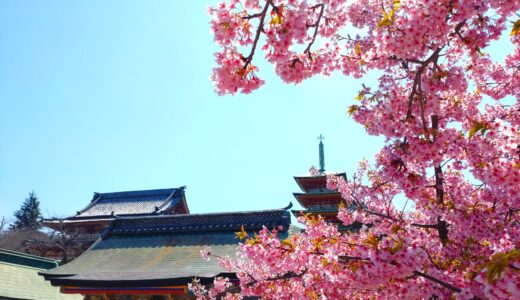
[317,134,325,173]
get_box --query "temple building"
[42,187,189,244]
[36,137,350,298]
[40,207,293,299]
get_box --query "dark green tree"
[11,191,42,230]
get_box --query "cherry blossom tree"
[191,0,520,299]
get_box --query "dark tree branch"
[412,270,480,298]
[304,4,325,58]
[405,47,442,119]
[242,12,264,20]
[0,217,6,232]
[338,255,368,263]
[242,0,272,69]
[246,269,308,288]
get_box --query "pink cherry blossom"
[193,0,520,299]
[201,246,212,261]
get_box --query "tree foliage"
[11,191,42,231]
[191,0,520,299]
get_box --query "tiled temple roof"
[43,188,188,226]
[0,249,81,300]
[105,207,292,237]
[76,188,186,217]
[40,207,296,287]
[0,249,58,270]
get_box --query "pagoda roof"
[44,187,189,225]
[293,191,344,208]
[293,172,346,193]
[0,249,81,300]
[291,208,339,214]
[40,207,294,287]
[293,172,346,180]
[293,191,342,197]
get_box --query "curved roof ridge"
[95,188,177,199]
[65,187,185,219]
[103,207,292,237]
[113,206,292,220]
[155,188,182,213]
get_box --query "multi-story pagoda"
[292,172,347,224]
[291,136,357,230]
[42,187,189,243]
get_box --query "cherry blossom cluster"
[196,0,520,299]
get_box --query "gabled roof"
[44,188,189,226]
[40,207,295,288]
[0,248,58,269]
[0,249,81,300]
[75,187,187,218]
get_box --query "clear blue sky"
[4,1,510,221]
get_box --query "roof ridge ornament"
[283,202,293,210]
[91,192,100,202]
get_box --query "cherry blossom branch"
[208,1,520,297]
[412,271,475,297]
[430,114,451,245]
[330,249,472,298]
[246,269,308,287]
[239,245,470,297]
[212,284,241,298]
[338,255,369,262]
[242,0,272,69]
[453,20,469,43]
[423,248,443,269]
[432,116,445,207]
[348,196,451,241]
[388,55,425,65]
[504,208,519,224]
[405,47,442,119]
[242,12,264,20]
[304,3,325,58]
[304,226,473,298]
[434,166,445,205]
